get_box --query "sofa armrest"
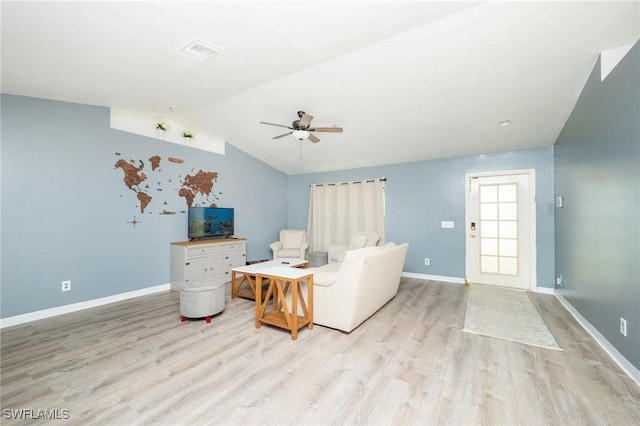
[308,263,340,287]
[270,241,282,253]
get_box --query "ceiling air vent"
[177,38,224,61]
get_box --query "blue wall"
[1,95,288,318]
[287,146,556,287]
[0,94,557,321]
[554,42,639,370]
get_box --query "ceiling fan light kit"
[260,111,343,144]
[292,130,310,140]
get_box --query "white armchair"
[328,232,380,263]
[270,229,309,260]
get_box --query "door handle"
[470,222,476,238]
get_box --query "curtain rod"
[310,177,386,187]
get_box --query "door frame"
[464,169,538,291]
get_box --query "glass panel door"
[479,183,518,275]
[466,171,534,290]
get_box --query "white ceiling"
[2,1,639,175]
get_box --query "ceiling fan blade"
[298,114,314,129]
[273,132,293,139]
[308,133,321,143]
[260,121,293,129]
[308,127,343,133]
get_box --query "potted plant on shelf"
[156,122,168,139]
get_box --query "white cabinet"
[171,239,246,290]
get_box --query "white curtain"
[307,178,385,252]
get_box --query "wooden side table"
[254,266,313,340]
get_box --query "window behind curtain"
[307,178,385,252]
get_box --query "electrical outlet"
[424,258,430,266]
[620,318,627,336]
[61,280,71,292]
[556,274,563,287]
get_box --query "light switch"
[441,221,455,228]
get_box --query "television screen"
[188,207,234,240]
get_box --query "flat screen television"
[188,207,234,240]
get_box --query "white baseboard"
[0,284,171,329]
[555,292,640,387]
[534,286,555,295]
[401,272,465,284]
[402,273,555,295]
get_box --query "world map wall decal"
[127,216,142,229]
[114,153,221,223]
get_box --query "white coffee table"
[231,258,308,300]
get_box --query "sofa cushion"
[278,248,303,257]
[282,231,304,249]
[330,248,348,263]
[348,233,369,250]
[365,233,380,247]
[340,245,386,270]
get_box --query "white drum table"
[180,279,226,323]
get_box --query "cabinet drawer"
[220,242,245,253]
[187,245,221,257]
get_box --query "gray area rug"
[463,285,562,351]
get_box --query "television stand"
[170,238,247,291]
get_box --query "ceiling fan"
[260,111,343,143]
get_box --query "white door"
[465,170,536,290]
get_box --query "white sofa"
[306,242,409,333]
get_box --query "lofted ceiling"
[2,1,639,175]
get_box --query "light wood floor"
[2,278,639,425]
